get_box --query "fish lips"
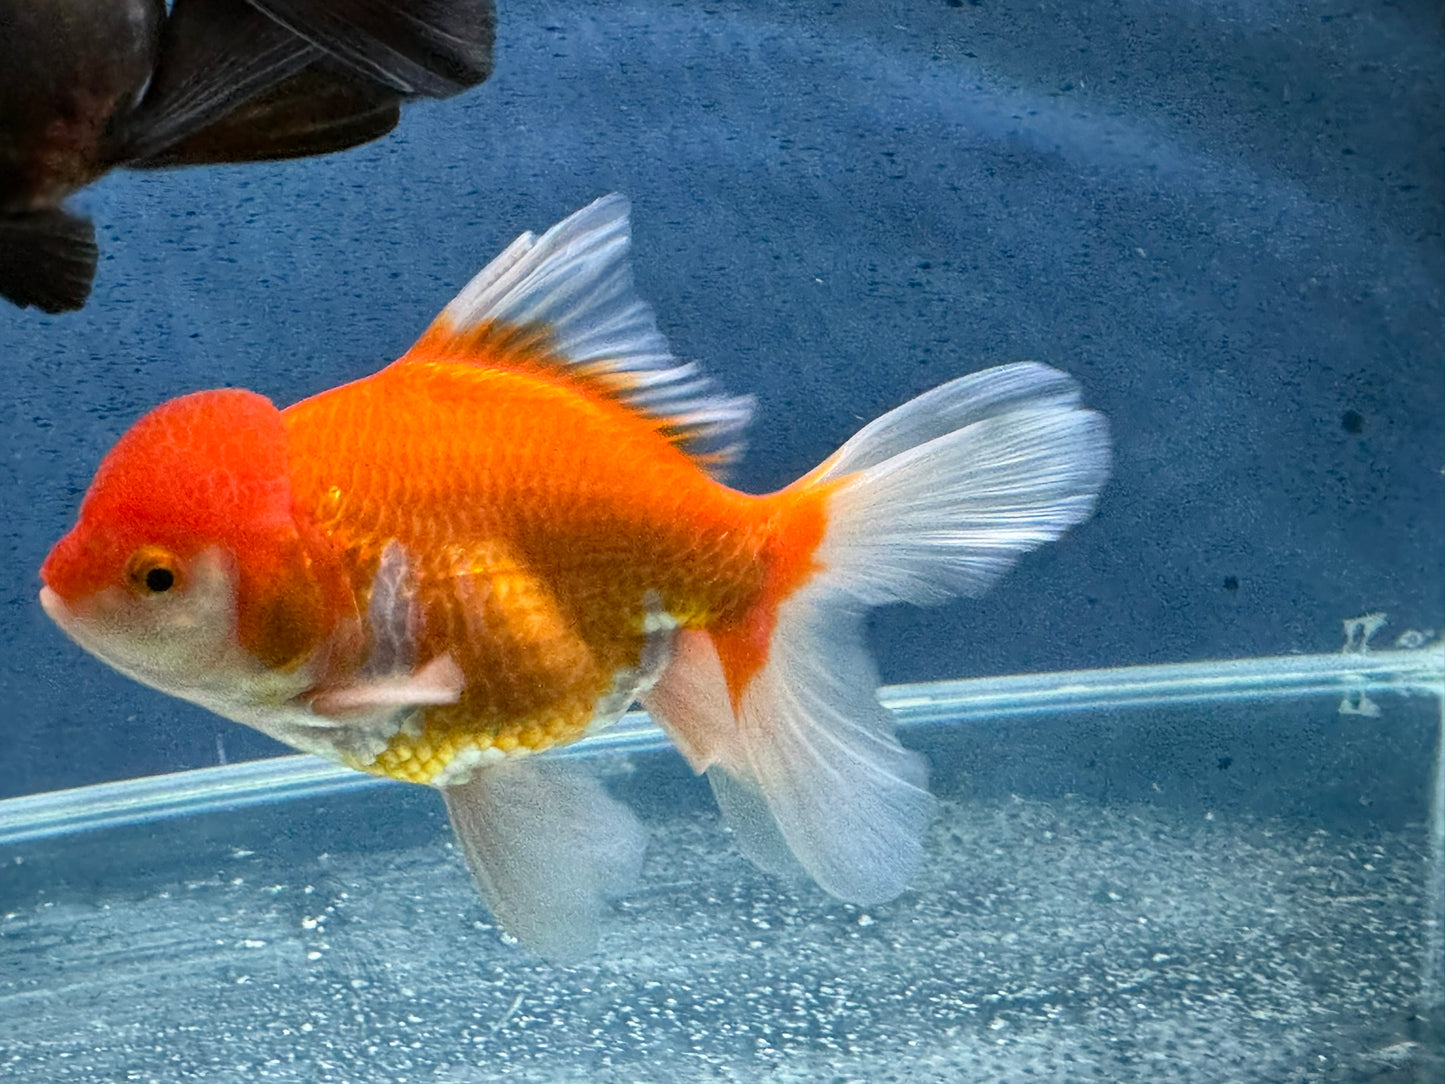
[39,584,120,666]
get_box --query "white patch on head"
[40,545,425,771]
[41,547,265,706]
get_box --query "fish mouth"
[38,585,70,629]
[39,584,116,670]
[39,584,174,695]
[39,585,102,658]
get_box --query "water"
[3,0,1441,797]
[0,0,1441,1080]
[2,651,1441,1082]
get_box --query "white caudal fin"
[420,194,753,472]
[813,362,1111,603]
[644,362,1109,904]
[441,759,648,961]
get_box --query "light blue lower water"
[1,649,1441,1083]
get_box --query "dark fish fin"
[113,0,319,164]
[442,759,648,961]
[248,0,496,97]
[129,63,403,167]
[0,211,98,314]
[117,0,493,165]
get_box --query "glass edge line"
[2,647,1440,846]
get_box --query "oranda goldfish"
[40,196,1110,958]
[0,0,494,313]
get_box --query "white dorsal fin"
[420,194,754,472]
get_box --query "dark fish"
[0,0,496,314]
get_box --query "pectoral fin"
[0,210,98,314]
[309,653,464,717]
[442,760,648,961]
[308,540,465,717]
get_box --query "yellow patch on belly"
[352,694,600,785]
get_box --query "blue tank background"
[0,0,1440,799]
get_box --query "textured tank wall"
[0,0,1440,796]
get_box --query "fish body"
[0,0,496,313]
[0,0,162,205]
[280,346,785,783]
[41,196,1111,958]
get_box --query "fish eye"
[125,546,181,596]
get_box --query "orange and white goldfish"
[39,196,1110,958]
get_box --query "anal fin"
[705,767,806,882]
[442,760,648,961]
[643,619,935,906]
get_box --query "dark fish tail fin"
[0,210,98,314]
[116,0,495,166]
[127,66,403,169]
[250,0,496,97]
